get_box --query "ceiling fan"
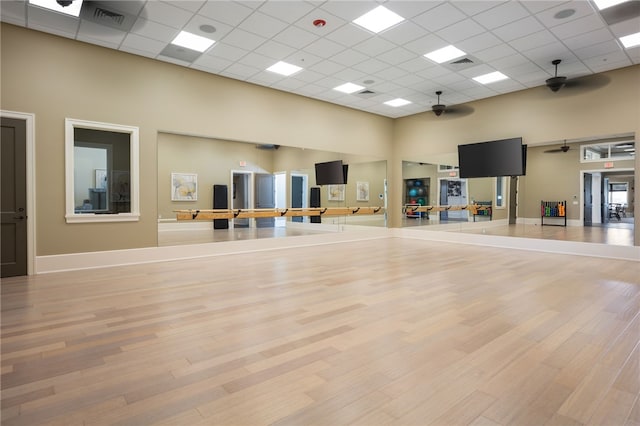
[545,59,610,93]
[431,91,473,118]
[544,140,571,153]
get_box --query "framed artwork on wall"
[171,172,198,201]
[327,184,345,201]
[356,181,369,201]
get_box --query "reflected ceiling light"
[384,98,411,107]
[29,0,83,16]
[266,61,303,76]
[424,45,466,64]
[620,32,640,48]
[473,71,509,84]
[593,0,630,10]
[352,5,405,33]
[333,82,365,94]
[171,31,215,52]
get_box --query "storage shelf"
[541,200,566,226]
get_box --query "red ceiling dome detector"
[313,19,326,28]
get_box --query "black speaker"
[310,187,321,223]
[213,184,229,229]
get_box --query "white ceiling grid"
[1,0,639,118]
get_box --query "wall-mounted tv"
[315,160,348,185]
[458,137,526,178]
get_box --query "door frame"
[230,170,254,227]
[1,110,36,276]
[579,168,634,226]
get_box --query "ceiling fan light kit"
[546,59,568,92]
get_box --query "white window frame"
[580,141,635,163]
[65,118,140,223]
[495,176,506,209]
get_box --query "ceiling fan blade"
[563,74,611,91]
[441,104,474,118]
[544,148,565,153]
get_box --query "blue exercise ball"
[408,188,418,197]
[414,180,422,187]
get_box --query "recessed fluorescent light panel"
[593,0,629,10]
[473,71,509,84]
[266,61,302,76]
[29,0,83,16]
[171,31,215,52]
[352,5,405,33]
[620,32,640,48]
[333,83,365,94]
[424,45,466,64]
[384,98,411,107]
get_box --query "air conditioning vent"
[80,1,138,32]
[92,7,125,26]
[356,89,376,98]
[451,57,474,64]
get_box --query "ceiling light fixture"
[266,61,303,76]
[593,0,630,10]
[352,5,405,33]
[424,45,466,64]
[473,71,509,84]
[384,98,411,107]
[29,0,83,17]
[334,83,365,94]
[171,31,215,52]
[620,32,640,48]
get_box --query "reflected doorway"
[232,171,251,228]
[291,174,308,223]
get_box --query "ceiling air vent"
[356,89,376,99]
[450,57,474,65]
[80,1,138,32]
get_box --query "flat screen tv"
[315,160,348,185]
[458,137,526,178]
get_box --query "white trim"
[578,167,634,225]
[1,110,36,275]
[65,118,140,223]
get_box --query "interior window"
[581,141,635,162]
[495,176,505,208]
[65,118,139,223]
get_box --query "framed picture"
[171,172,198,201]
[356,181,369,201]
[327,184,345,201]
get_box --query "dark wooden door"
[1,117,28,277]
[291,176,303,223]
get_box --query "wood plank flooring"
[2,238,639,425]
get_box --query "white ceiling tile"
[450,1,506,17]
[463,85,499,98]
[314,76,346,89]
[403,33,448,55]
[157,55,193,67]
[522,41,577,64]
[512,69,552,85]
[197,1,254,26]
[473,2,529,30]
[191,53,233,73]
[238,11,289,39]
[248,71,285,86]
[458,63,498,78]
[456,31,503,53]
[385,1,443,19]
[221,28,267,51]
[491,53,533,69]
[379,21,427,45]
[352,58,391,74]
[257,1,316,24]
[330,49,370,67]
[296,83,329,96]
[239,52,274,70]
[508,30,558,52]
[1,1,26,26]
[332,67,368,83]
[254,40,297,60]
[120,33,166,56]
[222,62,260,79]
[130,18,178,43]
[608,16,640,38]
[416,65,454,79]
[475,43,518,62]
[320,1,381,22]
[353,37,397,56]
[325,23,373,47]
[550,14,607,40]
[293,9,348,36]
[293,68,327,83]
[563,28,616,51]
[534,0,596,28]
[183,15,234,40]
[307,60,345,76]
[26,4,79,37]
[490,79,527,92]
[397,57,434,73]
[521,1,570,15]
[437,19,486,44]
[367,80,403,94]
[77,20,126,45]
[393,73,428,87]
[207,43,249,62]
[162,1,206,13]
[413,3,467,31]
[573,40,624,60]
[304,37,347,58]
[377,46,419,66]
[271,77,309,91]
[143,1,193,29]
[285,51,324,68]
[585,55,633,72]
[273,26,318,49]
[492,16,545,42]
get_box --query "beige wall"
[0,24,393,255]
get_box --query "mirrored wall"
[157,132,387,246]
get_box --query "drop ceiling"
[2,0,639,118]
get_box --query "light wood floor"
[2,238,639,425]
